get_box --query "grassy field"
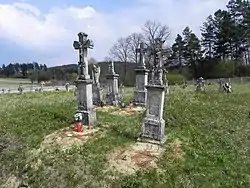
[0,78,38,90]
[0,84,250,187]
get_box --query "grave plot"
[37,126,100,150]
[108,142,165,175]
[110,106,145,116]
[26,126,101,171]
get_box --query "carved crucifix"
[73,32,94,79]
[150,38,167,85]
[136,42,147,68]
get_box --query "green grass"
[0,85,250,187]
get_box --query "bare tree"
[142,20,171,46]
[109,37,131,62]
[109,37,131,84]
[127,32,144,63]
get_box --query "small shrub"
[167,73,185,85]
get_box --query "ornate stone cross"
[148,38,167,85]
[136,42,147,68]
[73,32,94,80]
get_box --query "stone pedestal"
[75,78,96,126]
[133,68,149,107]
[92,83,102,105]
[139,84,166,145]
[106,73,119,106]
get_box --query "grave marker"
[73,32,96,126]
[133,42,149,107]
[106,61,119,106]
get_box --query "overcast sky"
[0,0,229,66]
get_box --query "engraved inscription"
[148,93,160,116]
[143,122,160,140]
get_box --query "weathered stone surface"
[106,61,119,106]
[92,83,102,105]
[139,38,167,145]
[140,85,166,144]
[75,79,96,126]
[133,42,149,107]
[133,69,149,106]
[73,32,96,126]
[92,64,102,105]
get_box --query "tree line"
[108,0,250,79]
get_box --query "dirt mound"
[39,126,99,150]
[26,126,100,170]
[108,142,165,175]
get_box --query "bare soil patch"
[108,142,165,175]
[95,106,116,112]
[39,126,99,150]
[111,106,145,116]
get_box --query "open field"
[0,84,250,187]
[0,78,38,90]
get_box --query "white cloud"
[0,0,229,66]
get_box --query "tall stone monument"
[133,42,149,107]
[73,32,96,126]
[139,38,167,145]
[92,64,102,105]
[106,61,119,106]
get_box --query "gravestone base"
[92,83,102,106]
[76,109,96,126]
[133,90,147,107]
[75,78,96,126]
[139,117,166,145]
[139,84,166,145]
[106,93,120,106]
[133,68,149,107]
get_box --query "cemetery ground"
[0,84,250,188]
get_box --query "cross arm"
[73,41,80,50]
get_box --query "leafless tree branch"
[109,37,131,62]
[127,32,144,63]
[142,20,171,46]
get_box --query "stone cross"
[136,42,147,68]
[73,32,94,80]
[149,38,167,86]
[108,61,115,74]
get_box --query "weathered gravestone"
[18,85,23,94]
[65,83,70,92]
[133,42,149,107]
[218,78,225,92]
[106,61,120,106]
[139,38,167,145]
[196,77,205,92]
[218,78,232,93]
[40,81,45,92]
[73,32,96,126]
[92,64,102,105]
